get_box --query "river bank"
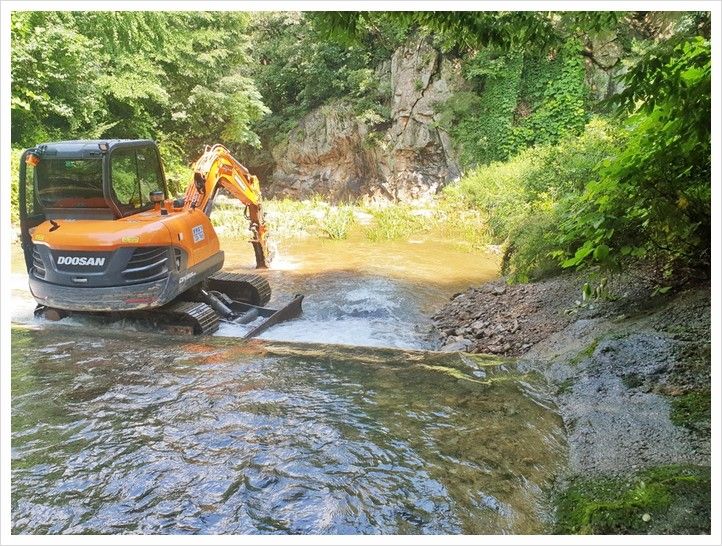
[431,272,712,534]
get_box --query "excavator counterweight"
[18,139,302,336]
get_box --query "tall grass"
[364,205,426,241]
[432,197,491,251]
[319,205,356,240]
[443,150,538,241]
[264,198,316,239]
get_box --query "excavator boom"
[186,144,269,268]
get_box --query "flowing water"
[10,236,568,534]
[10,235,499,349]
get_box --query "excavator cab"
[18,139,302,335]
[19,140,166,266]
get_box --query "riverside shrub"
[554,36,711,279]
[445,118,623,281]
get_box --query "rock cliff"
[268,38,462,202]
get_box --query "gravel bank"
[432,271,661,356]
[430,273,711,533]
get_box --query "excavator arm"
[184,144,270,268]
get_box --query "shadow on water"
[11,327,567,535]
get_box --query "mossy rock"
[568,338,599,366]
[555,465,711,534]
[670,390,711,433]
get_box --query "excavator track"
[206,272,271,306]
[153,300,219,335]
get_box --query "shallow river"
[10,236,568,534]
[10,234,499,349]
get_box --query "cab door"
[18,150,46,271]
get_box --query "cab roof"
[33,139,156,158]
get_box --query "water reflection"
[12,328,566,534]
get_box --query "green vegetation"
[237,13,400,175]
[569,338,600,366]
[441,23,710,283]
[444,118,624,281]
[207,198,489,247]
[318,11,711,284]
[365,205,425,242]
[437,40,588,166]
[210,198,361,242]
[556,34,711,280]
[10,11,710,288]
[319,205,357,240]
[670,390,711,432]
[11,12,268,174]
[555,465,711,534]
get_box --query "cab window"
[110,146,165,213]
[35,158,105,209]
[137,146,164,201]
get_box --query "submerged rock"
[440,336,473,352]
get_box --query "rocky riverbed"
[431,272,712,534]
[432,271,664,356]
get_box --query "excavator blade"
[220,294,305,339]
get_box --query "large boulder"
[268,37,461,202]
[270,103,376,201]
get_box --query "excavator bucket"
[220,294,305,339]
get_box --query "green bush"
[443,148,539,240]
[157,139,192,196]
[319,205,356,240]
[554,36,711,278]
[432,196,491,250]
[364,205,426,241]
[501,198,562,282]
[445,118,623,281]
[522,117,626,200]
[462,48,524,164]
[208,205,251,238]
[508,40,589,153]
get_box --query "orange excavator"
[18,140,303,335]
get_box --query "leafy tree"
[314,11,622,53]
[11,11,268,171]
[11,13,104,144]
[556,34,711,277]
